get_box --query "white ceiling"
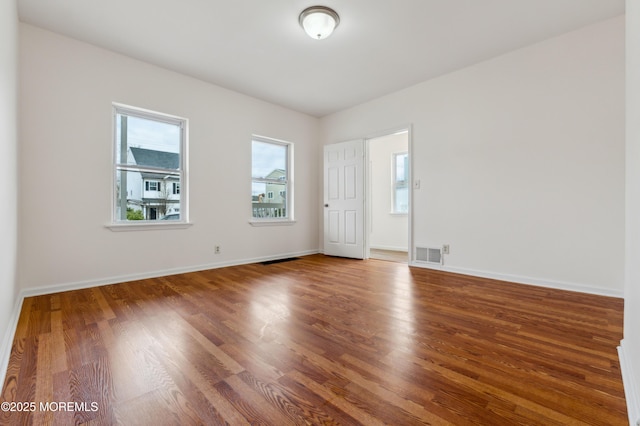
[17,0,624,117]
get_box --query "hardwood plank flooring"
[0,254,626,425]
[369,249,408,263]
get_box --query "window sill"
[249,219,296,227]
[106,222,193,232]
[389,212,408,216]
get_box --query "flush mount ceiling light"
[299,6,340,40]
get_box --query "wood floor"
[0,255,626,425]
[369,249,408,263]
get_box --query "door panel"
[328,211,340,243]
[345,210,357,245]
[328,167,339,200]
[345,165,357,199]
[323,140,364,259]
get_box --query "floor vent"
[415,247,442,265]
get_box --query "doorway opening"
[366,129,410,263]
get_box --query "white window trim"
[249,135,295,226]
[109,103,190,231]
[106,222,193,232]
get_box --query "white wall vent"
[415,247,442,265]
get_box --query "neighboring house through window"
[113,104,187,223]
[251,136,293,221]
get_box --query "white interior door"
[323,140,365,259]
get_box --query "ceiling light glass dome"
[299,6,340,40]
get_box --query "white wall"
[623,0,640,422]
[18,24,319,291]
[0,0,19,385]
[369,132,408,251]
[322,16,625,296]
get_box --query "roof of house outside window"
[266,169,285,180]
[130,147,179,169]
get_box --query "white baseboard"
[619,340,640,426]
[409,262,624,298]
[20,249,319,299]
[0,295,24,394]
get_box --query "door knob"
[324,204,329,207]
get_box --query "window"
[393,152,408,214]
[145,181,161,191]
[251,136,293,222]
[113,104,187,224]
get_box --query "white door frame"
[364,125,413,263]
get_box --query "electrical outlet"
[413,179,421,189]
[442,244,450,255]
[215,245,221,254]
